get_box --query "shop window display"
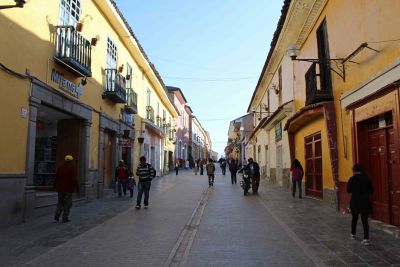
[34,136,57,186]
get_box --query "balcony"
[305,62,333,106]
[55,26,92,77]
[146,106,155,123]
[125,88,137,114]
[103,69,126,104]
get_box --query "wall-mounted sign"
[119,138,132,148]
[275,121,282,141]
[21,107,27,118]
[122,111,134,126]
[51,69,83,99]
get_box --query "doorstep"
[370,219,400,238]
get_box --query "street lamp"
[0,0,30,9]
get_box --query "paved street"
[1,168,400,267]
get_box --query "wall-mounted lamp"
[287,43,379,82]
[0,0,30,9]
[81,77,87,86]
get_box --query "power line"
[163,76,256,82]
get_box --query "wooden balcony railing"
[125,88,137,114]
[55,26,92,77]
[103,69,127,103]
[146,106,155,123]
[305,62,333,106]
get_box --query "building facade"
[0,0,177,226]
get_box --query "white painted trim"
[340,60,400,109]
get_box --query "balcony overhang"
[144,120,165,138]
[54,57,92,77]
[284,102,327,133]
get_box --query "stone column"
[24,96,41,221]
[81,120,92,200]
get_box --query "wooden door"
[57,119,82,184]
[368,129,390,223]
[388,128,400,226]
[305,133,323,198]
[103,130,113,188]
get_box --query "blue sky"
[115,0,283,156]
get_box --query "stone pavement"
[1,169,400,266]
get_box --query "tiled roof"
[247,0,292,112]
[109,0,168,91]
[284,102,327,131]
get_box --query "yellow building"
[0,0,177,225]
[282,0,400,224]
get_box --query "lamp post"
[0,0,30,9]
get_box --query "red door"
[388,128,400,226]
[305,133,323,198]
[368,129,390,223]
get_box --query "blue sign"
[51,69,83,98]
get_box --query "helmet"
[65,155,73,162]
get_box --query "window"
[275,122,282,141]
[278,66,282,106]
[146,88,151,106]
[126,63,132,88]
[316,19,332,92]
[59,0,81,26]
[106,38,117,69]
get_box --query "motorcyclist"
[244,158,260,194]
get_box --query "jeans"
[352,212,369,239]
[208,174,214,186]
[222,167,226,175]
[118,178,128,196]
[292,179,302,198]
[230,171,237,184]
[200,167,204,175]
[137,180,152,206]
[55,192,72,220]
[251,174,260,194]
[175,168,179,175]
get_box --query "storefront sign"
[122,112,134,125]
[275,122,282,141]
[51,69,83,99]
[119,138,132,148]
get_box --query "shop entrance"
[35,105,82,190]
[358,112,400,226]
[103,130,114,189]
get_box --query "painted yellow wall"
[294,116,334,190]
[0,0,177,173]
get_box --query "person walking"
[115,160,129,197]
[53,155,79,223]
[136,156,156,209]
[200,159,204,175]
[290,159,304,198]
[347,164,373,245]
[194,160,199,175]
[245,158,260,194]
[174,160,179,175]
[229,158,238,184]
[206,158,216,187]
[220,158,227,176]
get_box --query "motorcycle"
[240,170,252,195]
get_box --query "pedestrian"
[206,158,216,187]
[200,159,204,175]
[53,155,79,223]
[127,168,136,198]
[136,156,156,209]
[174,160,179,175]
[194,160,199,175]
[347,163,373,245]
[115,160,129,197]
[290,158,304,198]
[220,158,227,176]
[229,158,238,184]
[245,158,260,194]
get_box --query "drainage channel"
[164,187,211,267]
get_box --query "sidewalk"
[257,180,400,266]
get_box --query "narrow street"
[2,167,400,266]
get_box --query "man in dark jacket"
[115,160,129,197]
[228,158,238,184]
[54,155,79,223]
[347,164,373,245]
[245,158,260,194]
[135,156,156,209]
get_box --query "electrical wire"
[0,62,30,80]
[163,76,257,82]
[368,38,400,44]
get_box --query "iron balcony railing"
[125,88,138,114]
[305,62,333,106]
[103,69,127,103]
[146,106,155,123]
[55,26,92,77]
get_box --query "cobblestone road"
[1,168,400,267]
